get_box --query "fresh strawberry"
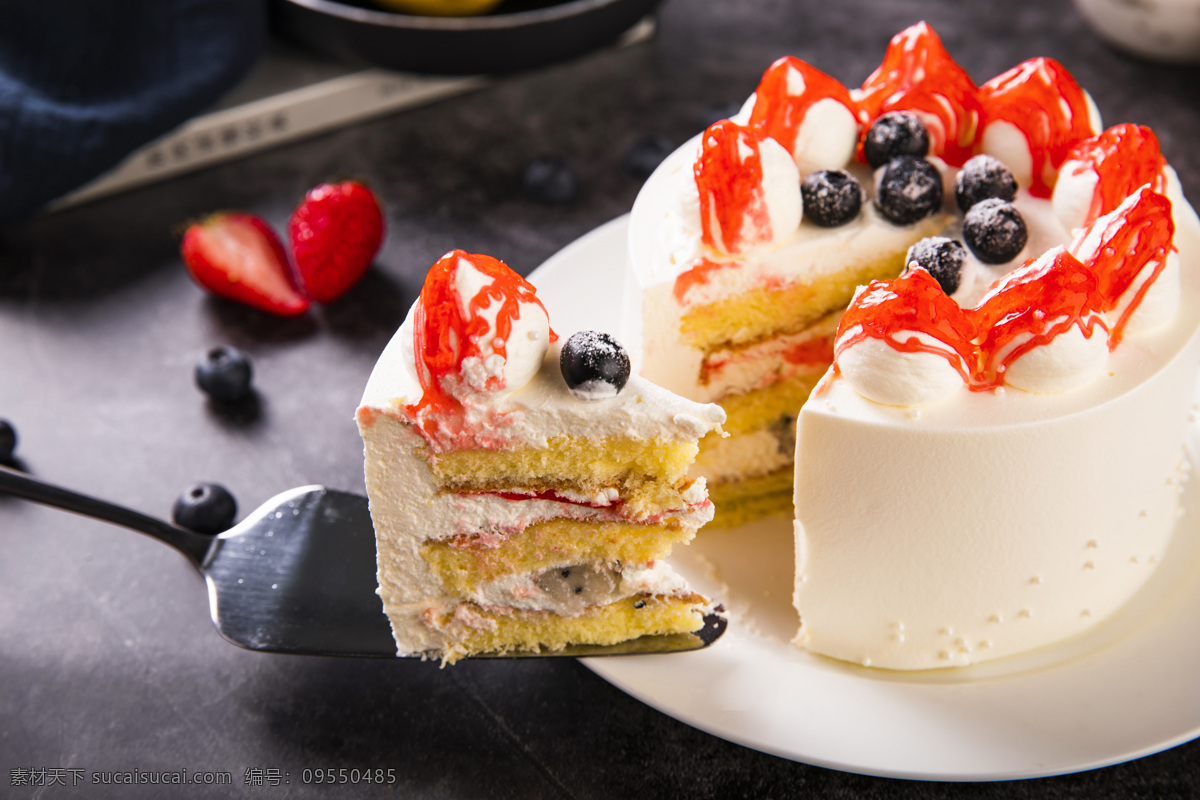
[181,213,310,317]
[288,180,384,304]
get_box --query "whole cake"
[630,22,1200,668]
[356,250,725,662]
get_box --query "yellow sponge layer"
[706,467,795,528]
[421,518,694,594]
[431,593,708,663]
[680,252,910,352]
[431,436,700,519]
[713,371,825,438]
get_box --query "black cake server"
[0,466,725,658]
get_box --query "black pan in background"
[269,0,665,75]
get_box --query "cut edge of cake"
[358,250,726,663]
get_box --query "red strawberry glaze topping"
[835,248,1123,396]
[973,248,1107,387]
[782,336,837,367]
[472,489,619,509]
[978,58,1098,199]
[1060,125,1168,227]
[748,56,857,157]
[694,120,777,254]
[407,250,556,445]
[836,267,977,382]
[1069,186,1175,347]
[673,257,728,304]
[701,333,835,391]
[448,490,710,533]
[855,22,982,167]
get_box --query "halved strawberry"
[288,181,385,304]
[181,213,310,317]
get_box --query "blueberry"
[955,155,1018,213]
[195,346,253,403]
[768,414,797,456]
[533,562,620,603]
[560,331,631,400]
[622,134,674,180]
[522,154,579,205]
[905,237,966,295]
[874,156,943,225]
[172,482,237,534]
[864,111,930,169]
[0,419,16,464]
[963,198,1028,264]
[801,169,864,228]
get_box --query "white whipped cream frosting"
[754,135,805,247]
[1052,156,1186,237]
[735,83,860,175]
[466,560,689,615]
[978,121,1037,193]
[977,245,1111,394]
[979,90,1102,193]
[1000,322,1109,393]
[835,180,1189,409]
[449,254,551,396]
[366,301,724,451]
[794,168,1200,671]
[836,327,967,407]
[1051,164,1100,234]
[1117,251,1182,338]
[696,132,802,254]
[692,426,793,484]
[786,97,859,175]
[1068,189,1182,338]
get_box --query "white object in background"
[1074,0,1200,63]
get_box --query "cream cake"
[787,36,1200,669]
[628,24,989,525]
[629,21,1200,669]
[356,250,725,662]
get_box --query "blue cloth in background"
[0,0,267,225]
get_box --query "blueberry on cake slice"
[356,250,725,662]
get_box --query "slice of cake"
[356,250,725,662]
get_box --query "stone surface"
[2,0,1200,796]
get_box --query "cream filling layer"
[464,560,690,615]
[694,427,792,484]
[701,317,837,400]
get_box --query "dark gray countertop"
[3,0,1200,797]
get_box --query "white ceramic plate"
[528,214,1200,781]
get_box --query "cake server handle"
[0,465,212,567]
